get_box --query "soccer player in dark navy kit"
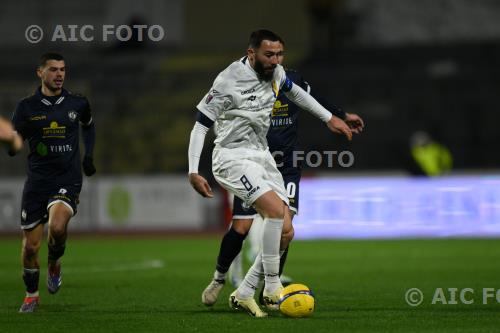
[201,52,364,305]
[0,53,96,313]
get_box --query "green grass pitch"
[0,237,499,332]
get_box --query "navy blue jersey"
[267,69,345,168]
[12,87,92,185]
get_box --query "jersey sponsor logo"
[271,117,293,127]
[241,87,255,95]
[49,144,73,153]
[68,110,77,122]
[43,121,66,138]
[29,115,47,121]
[248,95,257,101]
[271,100,289,116]
[246,186,260,198]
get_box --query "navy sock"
[279,246,289,276]
[48,243,66,262]
[215,227,247,274]
[23,268,39,294]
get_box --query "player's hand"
[189,173,213,198]
[326,116,352,141]
[0,117,22,154]
[0,117,15,143]
[344,113,365,134]
[82,155,96,176]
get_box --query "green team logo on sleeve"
[36,142,48,156]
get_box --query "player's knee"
[264,202,286,220]
[282,225,294,244]
[49,221,67,240]
[23,240,41,258]
[232,219,252,235]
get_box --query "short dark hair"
[39,52,64,67]
[248,29,284,49]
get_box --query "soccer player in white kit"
[188,30,352,317]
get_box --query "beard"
[45,79,63,92]
[254,58,276,81]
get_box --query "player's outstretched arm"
[189,173,213,198]
[344,113,365,134]
[0,117,23,155]
[326,115,353,141]
[283,82,353,141]
[188,111,214,198]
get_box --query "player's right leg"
[227,197,259,288]
[19,224,44,313]
[202,217,253,306]
[19,186,49,313]
[246,214,264,263]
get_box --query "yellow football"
[279,283,315,318]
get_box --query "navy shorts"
[232,167,301,218]
[20,182,81,230]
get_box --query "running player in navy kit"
[201,59,364,307]
[0,53,96,313]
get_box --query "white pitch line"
[63,259,165,274]
[0,259,165,276]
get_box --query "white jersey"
[197,57,288,151]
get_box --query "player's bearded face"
[251,40,284,81]
[38,60,65,92]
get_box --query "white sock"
[236,252,263,299]
[26,291,39,297]
[261,217,283,294]
[213,270,226,281]
[247,215,264,262]
[228,251,243,287]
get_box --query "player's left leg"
[46,195,76,294]
[45,185,80,294]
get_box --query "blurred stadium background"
[0,0,499,236]
[1,1,500,330]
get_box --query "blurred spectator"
[408,131,453,176]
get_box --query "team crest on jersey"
[68,110,77,122]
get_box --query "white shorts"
[212,147,289,208]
